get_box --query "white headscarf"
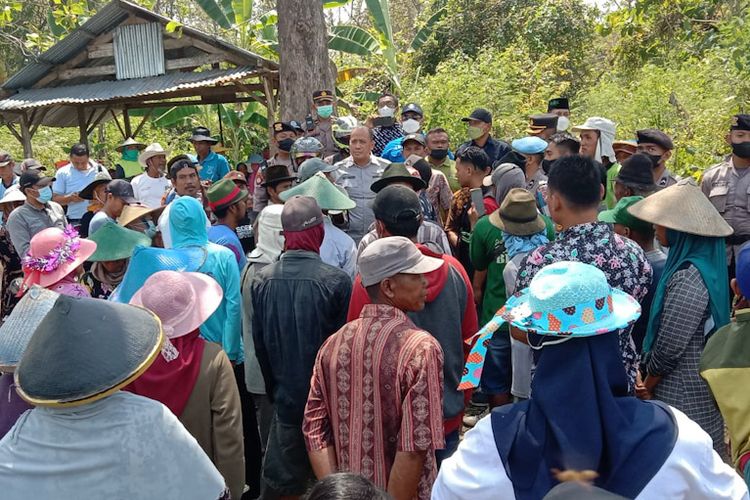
[247,204,285,265]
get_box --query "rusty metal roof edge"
[3,0,278,91]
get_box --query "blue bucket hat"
[459,261,640,389]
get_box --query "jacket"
[180,341,245,500]
[169,197,243,362]
[347,244,478,434]
[251,250,352,425]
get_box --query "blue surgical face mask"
[317,105,334,119]
[37,186,53,204]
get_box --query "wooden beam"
[19,113,32,157]
[77,107,88,146]
[29,107,51,136]
[109,108,126,137]
[132,108,154,138]
[165,54,225,71]
[86,107,111,136]
[32,50,90,88]
[5,122,22,143]
[188,38,248,67]
[123,108,132,137]
[59,65,116,80]
[129,96,262,109]
[262,73,277,152]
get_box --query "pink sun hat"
[22,225,97,289]
[129,270,222,340]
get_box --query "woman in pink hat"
[20,225,96,298]
[124,270,244,500]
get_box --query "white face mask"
[556,116,570,132]
[378,106,395,117]
[402,118,421,134]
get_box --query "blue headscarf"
[491,332,677,499]
[643,228,729,353]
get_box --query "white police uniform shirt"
[431,407,749,500]
[333,154,389,244]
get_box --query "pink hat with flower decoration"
[22,226,97,289]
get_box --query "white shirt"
[131,173,170,208]
[320,216,357,280]
[432,406,749,500]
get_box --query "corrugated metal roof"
[2,0,277,91]
[0,66,256,111]
[114,23,165,79]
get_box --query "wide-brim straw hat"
[14,293,163,407]
[0,287,58,371]
[79,170,112,200]
[627,178,733,237]
[115,137,146,153]
[130,271,222,340]
[118,203,164,228]
[87,221,152,262]
[25,227,97,287]
[138,143,169,167]
[280,172,356,211]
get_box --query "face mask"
[527,331,576,350]
[732,141,750,159]
[378,106,395,117]
[278,138,295,152]
[402,119,421,134]
[316,105,334,119]
[556,116,570,132]
[468,125,484,140]
[122,149,139,162]
[541,158,555,175]
[430,148,449,161]
[645,153,662,168]
[36,186,53,204]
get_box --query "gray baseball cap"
[298,158,337,183]
[358,236,443,287]
[281,195,324,232]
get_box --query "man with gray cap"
[304,236,445,500]
[251,195,352,498]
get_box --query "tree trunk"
[276,0,334,122]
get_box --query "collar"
[559,221,606,238]
[351,154,376,168]
[280,249,321,260]
[23,200,48,212]
[2,175,18,188]
[360,303,410,322]
[200,150,216,163]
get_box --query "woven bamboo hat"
[627,178,733,237]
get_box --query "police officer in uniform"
[701,114,750,271]
[253,121,302,216]
[636,128,678,189]
[526,113,559,141]
[307,89,339,158]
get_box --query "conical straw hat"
[627,178,733,237]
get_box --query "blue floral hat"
[459,261,640,389]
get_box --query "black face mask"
[430,148,449,161]
[732,141,750,159]
[645,153,662,168]
[278,138,295,152]
[541,158,555,175]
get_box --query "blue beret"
[511,136,548,155]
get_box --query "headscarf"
[502,230,549,259]
[124,329,205,416]
[248,205,284,265]
[492,164,526,206]
[596,127,616,163]
[90,260,128,289]
[492,332,677,499]
[284,224,324,253]
[643,228,730,353]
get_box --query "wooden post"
[123,107,132,138]
[76,106,88,146]
[19,113,33,157]
[262,74,277,154]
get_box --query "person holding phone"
[445,146,497,279]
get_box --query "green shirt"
[470,216,508,325]
[431,158,459,192]
[605,162,621,210]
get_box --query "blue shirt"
[52,162,101,220]
[208,224,247,270]
[193,150,230,183]
[0,175,19,201]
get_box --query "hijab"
[492,163,526,206]
[124,329,205,417]
[492,332,677,499]
[643,228,730,353]
[90,260,128,289]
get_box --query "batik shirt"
[516,222,652,390]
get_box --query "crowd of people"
[1,90,750,500]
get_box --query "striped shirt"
[303,304,445,500]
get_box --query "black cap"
[731,114,750,132]
[312,89,335,102]
[616,153,658,189]
[547,97,570,111]
[272,121,297,135]
[401,103,423,117]
[167,154,199,179]
[372,184,423,225]
[371,163,427,193]
[527,113,559,134]
[261,164,296,187]
[402,133,426,147]
[70,143,89,156]
[105,179,137,204]
[636,129,674,150]
[19,170,55,190]
[462,108,492,124]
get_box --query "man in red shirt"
[347,185,478,464]
[304,236,445,500]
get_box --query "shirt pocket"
[708,184,729,213]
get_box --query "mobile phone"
[373,116,395,128]
[470,188,485,217]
